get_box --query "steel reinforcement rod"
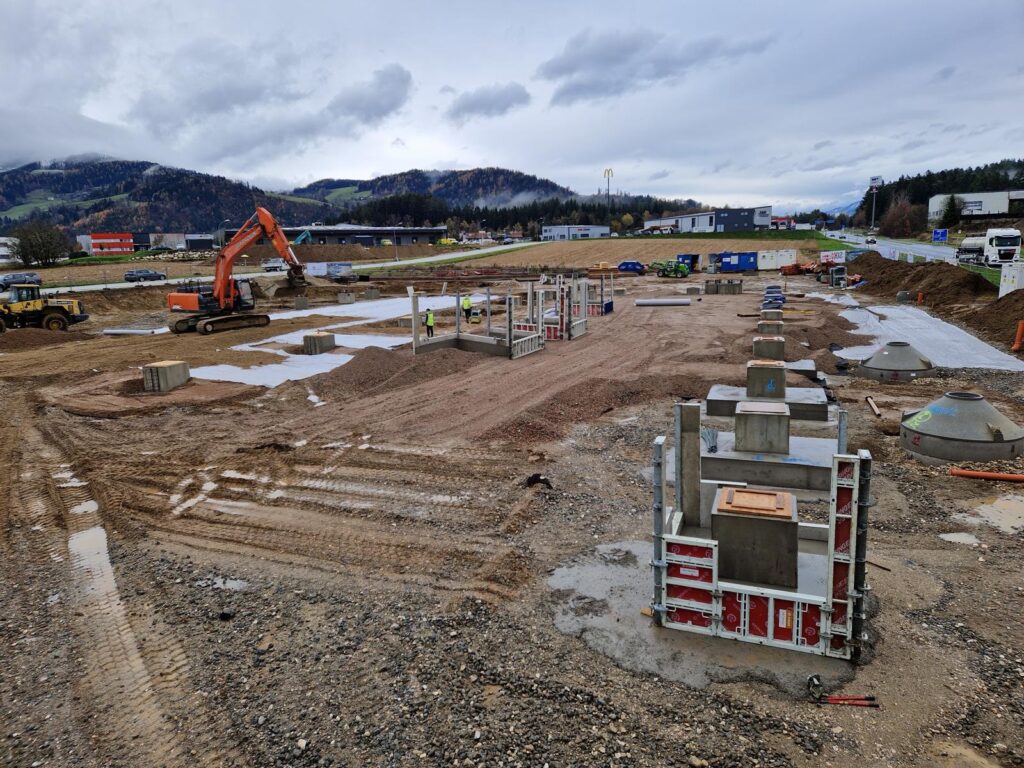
[852,449,873,663]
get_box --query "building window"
[411,236,418,244]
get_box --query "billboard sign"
[932,229,948,243]
[820,250,848,264]
[869,176,883,192]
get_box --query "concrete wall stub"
[757,320,785,335]
[363,288,381,300]
[735,401,790,453]
[337,292,355,304]
[292,296,309,310]
[752,335,785,361]
[746,359,787,398]
[685,286,701,295]
[143,360,191,393]
[303,332,337,355]
[761,309,784,321]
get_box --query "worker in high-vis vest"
[461,294,472,322]
[424,308,435,337]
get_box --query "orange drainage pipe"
[949,467,1024,482]
[1012,320,1024,352]
[916,292,925,305]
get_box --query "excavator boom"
[166,207,305,334]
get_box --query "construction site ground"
[1,266,1022,768]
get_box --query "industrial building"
[928,190,1024,221]
[218,223,447,247]
[541,225,611,241]
[644,206,772,234]
[0,236,18,262]
[80,232,135,255]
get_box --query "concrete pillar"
[143,361,191,393]
[455,290,461,336]
[753,335,785,361]
[337,292,355,304]
[757,320,785,335]
[364,287,381,300]
[303,332,337,355]
[485,286,492,335]
[680,402,701,528]
[746,360,786,398]
[293,296,309,310]
[735,401,790,454]
[761,309,783,321]
[410,293,420,350]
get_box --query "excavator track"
[195,313,271,335]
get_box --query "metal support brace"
[652,435,667,626]
[852,449,872,662]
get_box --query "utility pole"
[868,176,883,231]
[603,168,613,216]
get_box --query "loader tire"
[0,316,6,333]
[42,312,69,331]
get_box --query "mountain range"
[0,159,578,234]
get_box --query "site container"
[715,252,758,272]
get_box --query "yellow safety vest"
[425,311,435,327]
[461,296,472,310]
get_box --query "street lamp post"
[218,219,231,247]
[603,168,613,214]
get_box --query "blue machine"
[675,253,698,271]
[713,251,758,273]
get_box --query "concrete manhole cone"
[856,341,936,382]
[901,391,1024,464]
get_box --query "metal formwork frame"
[824,453,862,659]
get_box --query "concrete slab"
[785,359,818,380]
[706,384,829,421]
[701,432,838,491]
[548,541,849,695]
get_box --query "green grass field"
[324,186,372,204]
[958,263,1002,287]
[0,192,130,221]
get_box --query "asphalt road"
[39,241,543,296]
[824,232,955,263]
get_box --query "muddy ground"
[0,270,1021,768]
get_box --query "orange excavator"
[167,207,305,334]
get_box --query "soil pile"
[852,251,995,305]
[314,345,485,395]
[485,373,712,442]
[0,329,84,351]
[963,289,1024,345]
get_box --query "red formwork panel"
[721,591,743,633]
[773,599,795,642]
[800,604,822,647]
[665,541,715,561]
[665,607,713,629]
[748,595,769,638]
[667,562,713,584]
[666,583,713,605]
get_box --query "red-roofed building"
[88,232,134,255]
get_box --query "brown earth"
[0,271,1021,768]
[243,243,471,263]
[0,328,87,351]
[852,251,996,305]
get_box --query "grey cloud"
[445,82,531,124]
[648,169,670,181]
[325,64,413,129]
[537,29,772,105]
[931,65,956,82]
[813,140,833,150]
[439,84,456,95]
[392,137,406,147]
[900,139,928,151]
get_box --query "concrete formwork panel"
[143,360,191,393]
[303,332,337,355]
[735,401,791,454]
[752,335,785,361]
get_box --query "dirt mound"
[485,373,713,443]
[244,243,464,264]
[313,345,485,396]
[67,285,169,315]
[962,289,1024,345]
[0,328,85,351]
[852,251,995,305]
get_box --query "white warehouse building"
[644,206,772,234]
[928,190,1024,221]
[541,224,610,241]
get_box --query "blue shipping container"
[675,253,698,270]
[714,251,757,273]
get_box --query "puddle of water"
[957,494,1024,534]
[67,526,117,599]
[58,479,88,488]
[46,592,61,605]
[69,500,99,516]
[939,532,979,546]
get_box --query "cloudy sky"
[3,0,1023,210]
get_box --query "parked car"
[0,272,42,290]
[865,236,877,244]
[124,268,168,283]
[262,258,286,272]
[502,237,514,245]
[617,260,647,275]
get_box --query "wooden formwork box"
[654,454,864,659]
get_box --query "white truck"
[956,228,1021,267]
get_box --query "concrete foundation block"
[303,332,337,355]
[761,309,784,321]
[293,296,310,310]
[747,360,787,398]
[143,360,191,393]
[752,335,785,361]
[720,280,743,295]
[735,401,790,454]
[757,320,785,335]
[685,286,701,295]
[363,288,381,300]
[337,292,355,304]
